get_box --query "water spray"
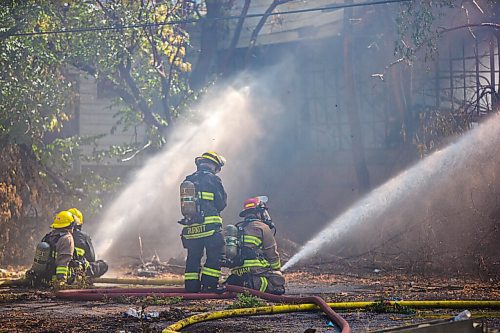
[282,112,500,271]
[93,73,287,261]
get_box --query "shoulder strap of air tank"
[42,232,63,258]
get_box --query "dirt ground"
[1,267,499,333]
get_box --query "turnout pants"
[225,270,286,295]
[182,232,224,292]
[87,260,108,278]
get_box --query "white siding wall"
[78,75,146,166]
[221,0,345,48]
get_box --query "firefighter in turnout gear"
[180,151,227,293]
[68,208,108,278]
[26,211,77,287]
[224,196,285,295]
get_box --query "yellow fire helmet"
[195,151,226,170]
[50,211,75,229]
[67,207,84,226]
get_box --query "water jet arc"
[283,113,500,271]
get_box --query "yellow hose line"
[329,300,500,309]
[163,304,316,333]
[0,278,27,287]
[162,300,500,333]
[92,277,183,285]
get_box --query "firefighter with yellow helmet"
[224,196,285,295]
[26,211,77,287]
[179,151,227,293]
[67,208,108,278]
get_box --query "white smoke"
[282,112,500,271]
[93,71,288,263]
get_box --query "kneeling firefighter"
[26,211,78,287]
[224,196,285,295]
[179,151,227,293]
[67,208,108,278]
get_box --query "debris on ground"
[122,308,159,320]
[128,254,185,277]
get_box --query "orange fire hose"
[55,285,351,332]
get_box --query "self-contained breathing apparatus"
[179,179,201,225]
[31,241,52,275]
[223,196,276,267]
[26,233,63,286]
[27,232,82,287]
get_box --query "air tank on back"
[31,241,51,273]
[224,224,239,260]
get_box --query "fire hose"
[227,285,350,332]
[52,286,500,310]
[91,277,184,285]
[55,285,352,333]
[161,298,500,333]
[55,285,500,333]
[8,277,500,332]
[0,277,183,287]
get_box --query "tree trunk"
[221,0,251,76]
[372,4,415,146]
[342,2,370,192]
[189,0,223,89]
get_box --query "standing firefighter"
[68,208,108,278]
[224,196,285,295]
[26,211,77,287]
[179,151,227,292]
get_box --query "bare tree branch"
[18,144,86,198]
[0,24,22,40]
[439,22,500,34]
[244,0,292,66]
[117,63,167,130]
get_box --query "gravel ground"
[0,271,499,332]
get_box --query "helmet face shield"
[217,154,226,167]
[256,196,268,204]
[239,195,269,217]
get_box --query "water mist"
[282,112,500,271]
[93,73,287,265]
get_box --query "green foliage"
[0,1,211,265]
[0,0,201,208]
[111,295,183,306]
[0,2,73,147]
[142,295,183,306]
[2,0,200,151]
[366,300,416,314]
[395,0,454,61]
[56,1,197,146]
[226,291,264,309]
